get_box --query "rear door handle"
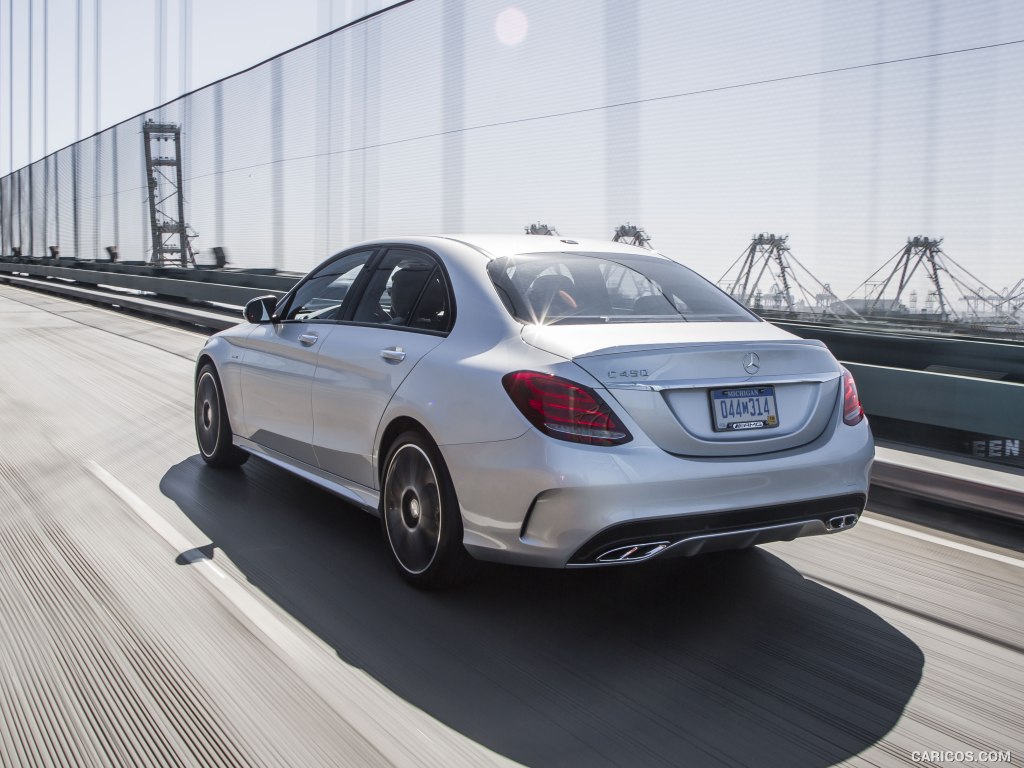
[298,333,319,346]
[380,346,406,362]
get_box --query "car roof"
[434,234,671,261]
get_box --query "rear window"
[487,251,757,324]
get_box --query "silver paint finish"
[200,235,874,568]
[312,325,442,487]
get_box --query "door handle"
[380,346,406,362]
[298,333,319,346]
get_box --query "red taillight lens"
[502,371,632,446]
[841,367,865,426]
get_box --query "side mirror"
[244,295,278,324]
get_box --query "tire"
[380,430,474,589]
[195,363,249,468]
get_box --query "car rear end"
[442,244,873,568]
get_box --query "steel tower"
[143,120,196,266]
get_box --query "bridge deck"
[0,285,1021,767]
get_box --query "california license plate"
[710,386,779,431]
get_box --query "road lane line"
[805,575,1024,655]
[84,460,517,768]
[860,515,1024,569]
[86,461,213,564]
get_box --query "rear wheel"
[381,431,473,589]
[195,363,249,468]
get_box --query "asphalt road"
[1,285,1021,768]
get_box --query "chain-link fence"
[1,0,1022,301]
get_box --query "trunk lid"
[521,322,842,456]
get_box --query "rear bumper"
[566,493,866,566]
[440,414,874,568]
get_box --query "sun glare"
[495,7,528,46]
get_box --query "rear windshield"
[487,251,757,325]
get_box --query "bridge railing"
[2,257,1021,475]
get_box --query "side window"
[351,249,452,332]
[407,269,451,331]
[285,250,373,321]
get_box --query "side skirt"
[234,436,381,515]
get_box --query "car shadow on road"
[161,455,923,768]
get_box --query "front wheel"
[381,431,473,589]
[195,363,249,468]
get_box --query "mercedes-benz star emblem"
[742,352,760,375]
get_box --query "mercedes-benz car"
[194,235,873,587]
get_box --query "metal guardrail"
[0,261,292,305]
[2,260,1022,449]
[871,446,1024,521]
[845,363,1024,439]
[773,320,1024,384]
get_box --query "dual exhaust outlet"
[828,514,858,530]
[593,514,860,564]
[596,541,670,563]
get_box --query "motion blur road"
[0,284,1021,767]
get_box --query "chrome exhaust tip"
[596,541,670,563]
[827,514,858,531]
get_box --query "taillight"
[502,371,632,446]
[841,367,865,426]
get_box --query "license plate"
[710,386,779,431]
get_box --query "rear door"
[311,247,453,488]
[238,249,375,464]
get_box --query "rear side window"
[487,252,756,324]
[351,248,453,333]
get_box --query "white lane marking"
[85,460,515,768]
[86,461,229,577]
[861,515,1024,569]
[202,559,227,579]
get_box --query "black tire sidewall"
[381,430,468,588]
[195,363,248,468]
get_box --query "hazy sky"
[1,0,393,169]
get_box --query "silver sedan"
[194,235,873,587]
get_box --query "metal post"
[29,162,35,258]
[75,0,82,141]
[143,124,158,262]
[95,0,101,131]
[72,145,79,259]
[111,127,118,249]
[29,0,34,257]
[179,0,191,95]
[173,130,187,266]
[358,21,381,240]
[17,170,23,251]
[604,0,640,230]
[441,0,464,232]
[43,150,49,255]
[1,176,6,257]
[271,57,284,270]
[315,13,336,259]
[44,0,48,156]
[180,0,191,261]
[8,0,13,176]
[54,152,61,250]
[74,0,82,258]
[213,82,224,249]
[94,0,101,260]
[155,0,166,106]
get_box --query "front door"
[238,249,374,465]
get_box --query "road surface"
[0,285,1021,767]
